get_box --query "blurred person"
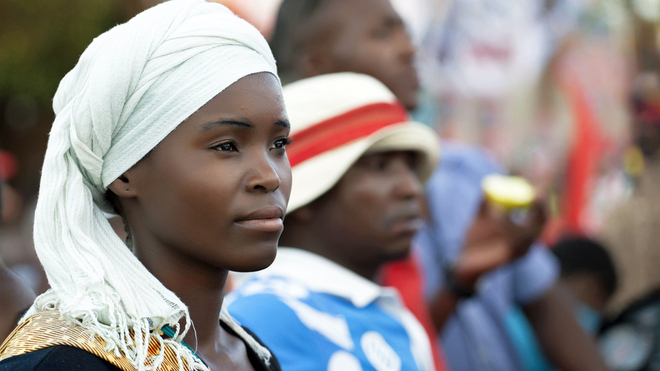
[553,237,618,333]
[417,155,604,371]
[0,260,33,344]
[269,0,418,110]
[595,71,660,369]
[0,179,35,342]
[601,71,660,313]
[0,151,21,224]
[228,72,439,371]
[0,151,48,296]
[269,0,606,370]
[0,1,289,370]
[598,289,660,371]
[598,287,660,370]
[499,236,618,371]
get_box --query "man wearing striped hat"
[228,72,438,371]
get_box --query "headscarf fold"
[27,1,278,369]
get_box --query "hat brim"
[286,122,440,214]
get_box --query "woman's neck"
[167,265,228,350]
[133,242,228,351]
[130,230,256,369]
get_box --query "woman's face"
[124,73,291,272]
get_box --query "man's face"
[309,151,425,274]
[317,0,419,110]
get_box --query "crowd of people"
[0,0,658,370]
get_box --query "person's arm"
[0,263,35,341]
[523,284,606,371]
[428,200,546,331]
[427,236,510,330]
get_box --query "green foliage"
[0,0,124,105]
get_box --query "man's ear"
[107,174,138,198]
[299,48,336,77]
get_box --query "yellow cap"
[482,175,535,210]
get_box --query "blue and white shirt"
[227,248,435,371]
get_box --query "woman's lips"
[235,218,283,232]
[235,207,284,233]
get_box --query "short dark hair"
[269,0,327,84]
[552,237,618,298]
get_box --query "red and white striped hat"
[283,72,440,213]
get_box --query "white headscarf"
[27,0,277,369]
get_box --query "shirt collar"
[255,247,400,308]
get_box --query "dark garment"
[0,346,121,371]
[222,320,281,371]
[0,323,281,371]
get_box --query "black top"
[0,346,121,371]
[0,322,281,371]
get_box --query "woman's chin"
[229,244,278,273]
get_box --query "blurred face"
[125,73,291,272]
[311,151,424,272]
[562,273,610,313]
[317,0,419,110]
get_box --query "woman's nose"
[246,152,282,193]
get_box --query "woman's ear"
[107,174,138,198]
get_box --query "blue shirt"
[415,143,559,371]
[227,248,435,371]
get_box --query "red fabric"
[0,151,18,181]
[381,252,449,371]
[633,97,660,125]
[287,102,409,166]
[561,81,607,234]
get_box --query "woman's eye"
[213,141,238,152]
[271,137,292,150]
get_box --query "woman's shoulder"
[0,345,121,370]
[220,318,282,371]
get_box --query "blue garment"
[227,248,435,371]
[504,306,554,371]
[415,143,559,371]
[575,302,602,335]
[502,301,602,371]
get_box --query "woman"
[0,1,290,370]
